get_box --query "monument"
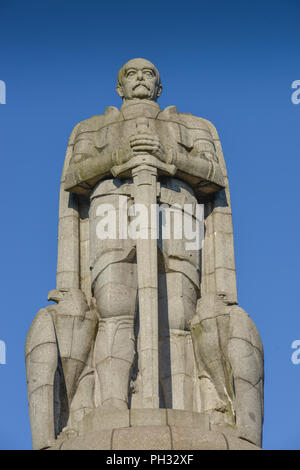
[25,58,264,450]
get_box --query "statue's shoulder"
[179,112,220,140]
[68,107,121,143]
[159,106,220,140]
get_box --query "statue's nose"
[136,70,143,80]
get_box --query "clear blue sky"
[0,0,299,450]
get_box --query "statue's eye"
[127,70,136,77]
[144,71,153,77]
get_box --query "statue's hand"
[129,133,165,162]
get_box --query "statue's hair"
[117,58,161,87]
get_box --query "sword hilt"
[112,117,176,177]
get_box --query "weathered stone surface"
[46,408,261,450]
[130,408,167,427]
[166,409,209,430]
[225,435,261,451]
[78,408,130,435]
[26,58,264,451]
[171,428,227,450]
[48,427,261,450]
[61,430,113,450]
[112,426,172,450]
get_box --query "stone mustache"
[25,58,264,450]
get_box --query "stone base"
[49,409,260,450]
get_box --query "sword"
[112,117,176,408]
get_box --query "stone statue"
[26,58,264,450]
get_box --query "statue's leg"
[93,262,137,410]
[66,346,96,431]
[158,271,198,411]
[157,180,201,410]
[89,190,137,410]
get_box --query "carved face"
[117,58,162,102]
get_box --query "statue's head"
[116,58,162,102]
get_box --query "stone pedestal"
[48,409,260,450]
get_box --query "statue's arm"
[64,123,113,194]
[173,148,224,188]
[173,117,225,192]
